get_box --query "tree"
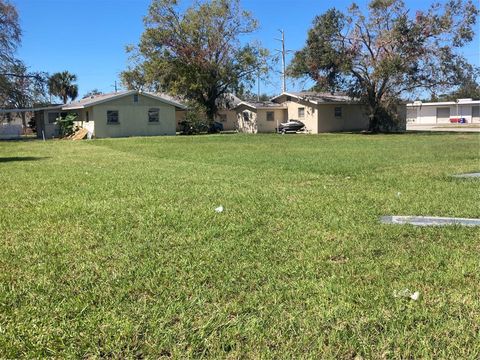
[0,0,49,127]
[0,0,20,66]
[1,61,48,126]
[433,76,480,101]
[288,0,479,132]
[236,89,270,102]
[82,89,103,98]
[122,0,269,122]
[48,71,79,104]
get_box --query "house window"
[148,108,159,122]
[266,111,274,121]
[133,94,139,103]
[86,111,89,122]
[48,112,58,123]
[242,111,250,122]
[47,112,67,123]
[219,114,227,122]
[298,107,305,118]
[107,110,119,124]
[334,107,342,118]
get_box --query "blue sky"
[14,0,480,98]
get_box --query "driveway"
[407,123,480,132]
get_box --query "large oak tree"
[1,0,49,126]
[288,0,478,132]
[121,0,269,122]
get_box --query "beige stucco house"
[36,90,186,139]
[234,91,406,133]
[272,92,371,133]
[234,101,287,133]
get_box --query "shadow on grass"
[0,156,47,163]
[0,136,38,142]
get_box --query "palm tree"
[48,71,78,104]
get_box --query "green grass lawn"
[1,133,479,358]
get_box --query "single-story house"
[406,98,480,124]
[35,90,186,139]
[234,91,406,133]
[234,101,287,133]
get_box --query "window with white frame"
[334,107,342,118]
[148,108,159,122]
[298,107,305,118]
[133,94,139,103]
[266,111,274,121]
[107,110,119,124]
[243,111,250,122]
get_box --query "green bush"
[179,102,209,135]
[57,113,77,137]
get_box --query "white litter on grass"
[380,215,480,227]
[394,289,420,301]
[410,291,420,301]
[452,172,480,178]
[396,192,402,197]
[214,206,224,213]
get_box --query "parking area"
[407,123,480,132]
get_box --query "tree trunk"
[367,96,381,133]
[21,112,27,134]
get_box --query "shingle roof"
[235,101,287,110]
[62,90,186,110]
[271,91,356,104]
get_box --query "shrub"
[57,113,77,137]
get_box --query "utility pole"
[111,80,118,93]
[257,70,260,102]
[275,29,287,93]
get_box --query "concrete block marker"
[380,216,480,227]
[452,172,480,178]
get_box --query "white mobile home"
[406,98,480,124]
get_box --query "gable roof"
[218,93,242,109]
[235,101,286,110]
[271,91,356,104]
[62,90,187,110]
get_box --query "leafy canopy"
[289,0,478,132]
[122,0,269,120]
[82,89,103,99]
[0,0,49,114]
[48,71,79,104]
